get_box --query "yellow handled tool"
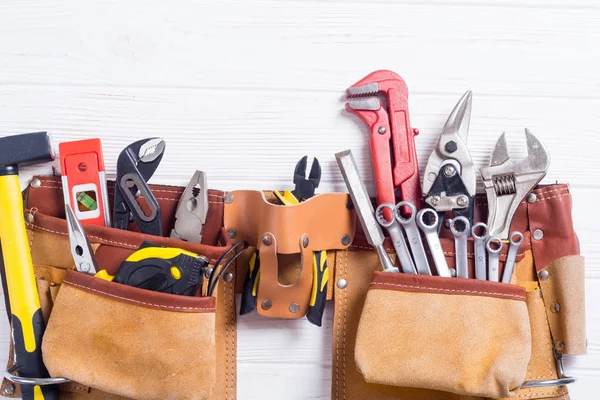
[0,132,58,399]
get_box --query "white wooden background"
[0,1,598,399]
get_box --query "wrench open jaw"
[422,91,476,229]
[480,129,550,239]
[345,70,421,212]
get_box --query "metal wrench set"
[340,70,550,283]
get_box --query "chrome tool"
[376,203,417,274]
[395,201,431,275]
[502,231,524,284]
[416,209,451,277]
[450,216,470,279]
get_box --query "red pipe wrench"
[345,70,422,213]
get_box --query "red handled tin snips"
[345,70,422,212]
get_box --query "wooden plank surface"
[0,0,598,398]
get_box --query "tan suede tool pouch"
[1,176,238,400]
[43,270,216,400]
[355,273,532,399]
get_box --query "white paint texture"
[0,1,598,399]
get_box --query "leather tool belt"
[0,178,585,400]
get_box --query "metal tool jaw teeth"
[346,82,380,98]
[346,97,381,111]
[139,138,166,163]
[294,155,321,188]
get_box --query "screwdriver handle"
[0,175,58,400]
[240,250,260,315]
[307,250,329,327]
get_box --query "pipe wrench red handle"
[346,70,422,209]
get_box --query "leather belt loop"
[256,232,314,319]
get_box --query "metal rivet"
[449,268,457,277]
[533,229,544,240]
[444,141,458,153]
[378,126,386,134]
[261,299,272,310]
[303,237,309,248]
[457,195,469,207]
[552,302,561,313]
[430,195,441,206]
[262,235,272,246]
[341,235,351,246]
[527,193,537,203]
[443,165,456,177]
[227,228,237,239]
[224,272,234,283]
[25,212,34,224]
[555,341,565,352]
[337,278,347,289]
[346,199,354,211]
[30,178,41,188]
[224,193,234,204]
[4,383,15,395]
[539,270,549,281]
[204,268,213,279]
[289,303,300,313]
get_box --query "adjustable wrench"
[486,237,503,282]
[395,201,432,276]
[480,129,549,239]
[449,217,470,279]
[471,223,488,280]
[345,70,422,212]
[502,231,524,283]
[376,203,417,274]
[417,209,451,277]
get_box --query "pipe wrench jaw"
[481,129,550,239]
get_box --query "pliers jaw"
[423,91,476,227]
[344,70,421,209]
[291,156,321,202]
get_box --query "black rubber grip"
[13,309,59,400]
[307,251,328,327]
[240,250,260,315]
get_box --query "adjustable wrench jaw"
[480,129,550,239]
[345,70,421,209]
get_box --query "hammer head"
[0,132,54,170]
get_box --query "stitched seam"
[370,282,526,300]
[225,268,230,399]
[26,223,220,263]
[349,244,526,258]
[342,250,348,400]
[335,252,340,400]
[535,187,568,196]
[64,281,215,311]
[517,389,562,398]
[536,193,570,202]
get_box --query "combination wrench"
[376,203,417,274]
[501,231,524,283]
[471,222,488,280]
[417,209,451,277]
[449,217,470,279]
[395,201,432,275]
[486,236,503,282]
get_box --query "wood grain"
[0,0,597,399]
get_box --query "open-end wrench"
[336,150,398,273]
[376,203,417,274]
[486,236,503,282]
[395,201,432,276]
[502,231,524,283]
[417,209,451,277]
[449,217,470,279]
[471,222,488,281]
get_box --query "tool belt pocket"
[354,272,532,399]
[224,190,356,319]
[42,270,216,400]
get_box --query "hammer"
[0,132,58,399]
